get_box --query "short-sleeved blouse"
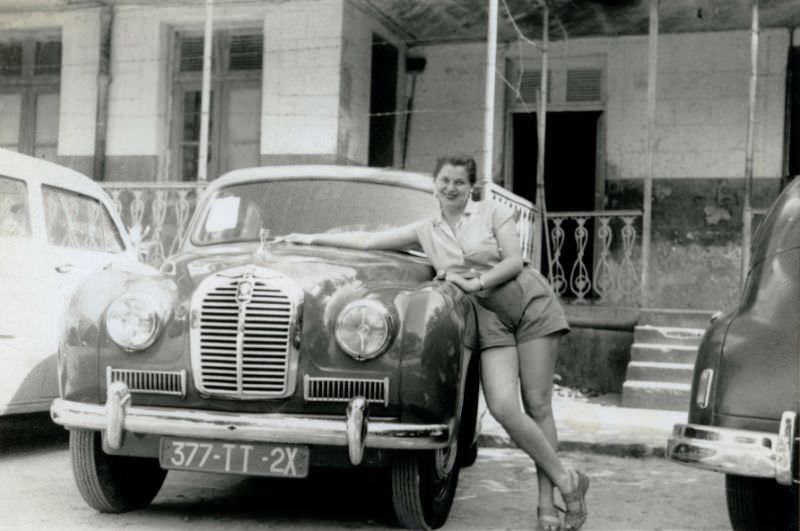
[413,199,515,275]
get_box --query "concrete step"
[638,308,718,329]
[629,343,699,365]
[633,325,705,347]
[621,381,691,412]
[625,361,695,383]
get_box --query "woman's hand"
[441,271,482,293]
[283,233,314,245]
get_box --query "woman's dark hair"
[433,154,477,185]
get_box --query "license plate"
[159,438,309,478]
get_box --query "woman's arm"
[446,220,524,292]
[284,223,420,251]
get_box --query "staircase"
[621,309,718,411]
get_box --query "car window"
[194,179,436,245]
[42,185,124,253]
[0,175,31,238]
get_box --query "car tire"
[70,429,167,513]
[390,449,460,530]
[725,474,799,531]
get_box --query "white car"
[0,149,145,415]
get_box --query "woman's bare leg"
[480,345,572,495]
[518,335,561,514]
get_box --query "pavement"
[477,391,687,458]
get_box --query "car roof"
[0,148,108,198]
[211,165,435,193]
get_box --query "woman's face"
[434,163,472,211]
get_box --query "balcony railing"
[485,182,541,267]
[544,210,643,305]
[101,182,640,307]
[102,182,205,267]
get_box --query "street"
[0,414,730,530]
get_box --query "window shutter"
[566,69,602,102]
[34,40,61,76]
[229,34,262,71]
[0,41,23,76]
[180,37,204,72]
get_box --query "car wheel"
[390,445,460,530]
[70,429,167,513]
[725,474,799,531]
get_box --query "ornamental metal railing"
[544,210,643,305]
[102,182,205,267]
[485,182,541,268]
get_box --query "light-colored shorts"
[472,267,570,351]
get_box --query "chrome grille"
[107,367,186,396]
[192,267,300,398]
[304,376,389,407]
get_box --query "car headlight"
[106,294,164,352]
[335,299,393,361]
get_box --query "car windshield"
[193,178,436,245]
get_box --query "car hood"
[169,243,435,297]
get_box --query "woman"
[285,155,589,531]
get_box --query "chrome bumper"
[51,382,450,466]
[667,411,797,486]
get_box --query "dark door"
[513,111,601,298]
[368,36,398,167]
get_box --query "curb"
[477,434,667,459]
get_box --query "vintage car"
[667,176,800,530]
[49,165,497,529]
[0,148,143,416]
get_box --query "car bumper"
[667,411,797,486]
[51,382,451,466]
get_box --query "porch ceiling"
[363,0,800,44]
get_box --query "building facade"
[1,0,798,312]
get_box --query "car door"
[0,174,48,412]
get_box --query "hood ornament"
[236,271,255,304]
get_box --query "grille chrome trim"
[190,266,303,399]
[107,367,186,397]
[304,375,389,407]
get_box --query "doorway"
[512,111,602,298]
[787,46,800,183]
[368,35,398,167]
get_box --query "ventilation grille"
[180,37,204,72]
[108,368,186,396]
[197,278,293,397]
[304,376,389,407]
[518,70,551,104]
[566,69,602,102]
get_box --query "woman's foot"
[537,506,562,531]
[561,470,590,531]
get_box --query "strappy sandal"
[562,470,590,531]
[537,506,562,531]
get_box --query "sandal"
[562,470,590,531]
[537,506,562,531]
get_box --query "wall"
[402,42,505,181]
[0,7,101,177]
[406,29,790,309]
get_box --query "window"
[0,175,31,238]
[0,33,61,158]
[172,29,262,181]
[42,186,123,253]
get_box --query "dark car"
[49,165,499,530]
[667,176,800,530]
